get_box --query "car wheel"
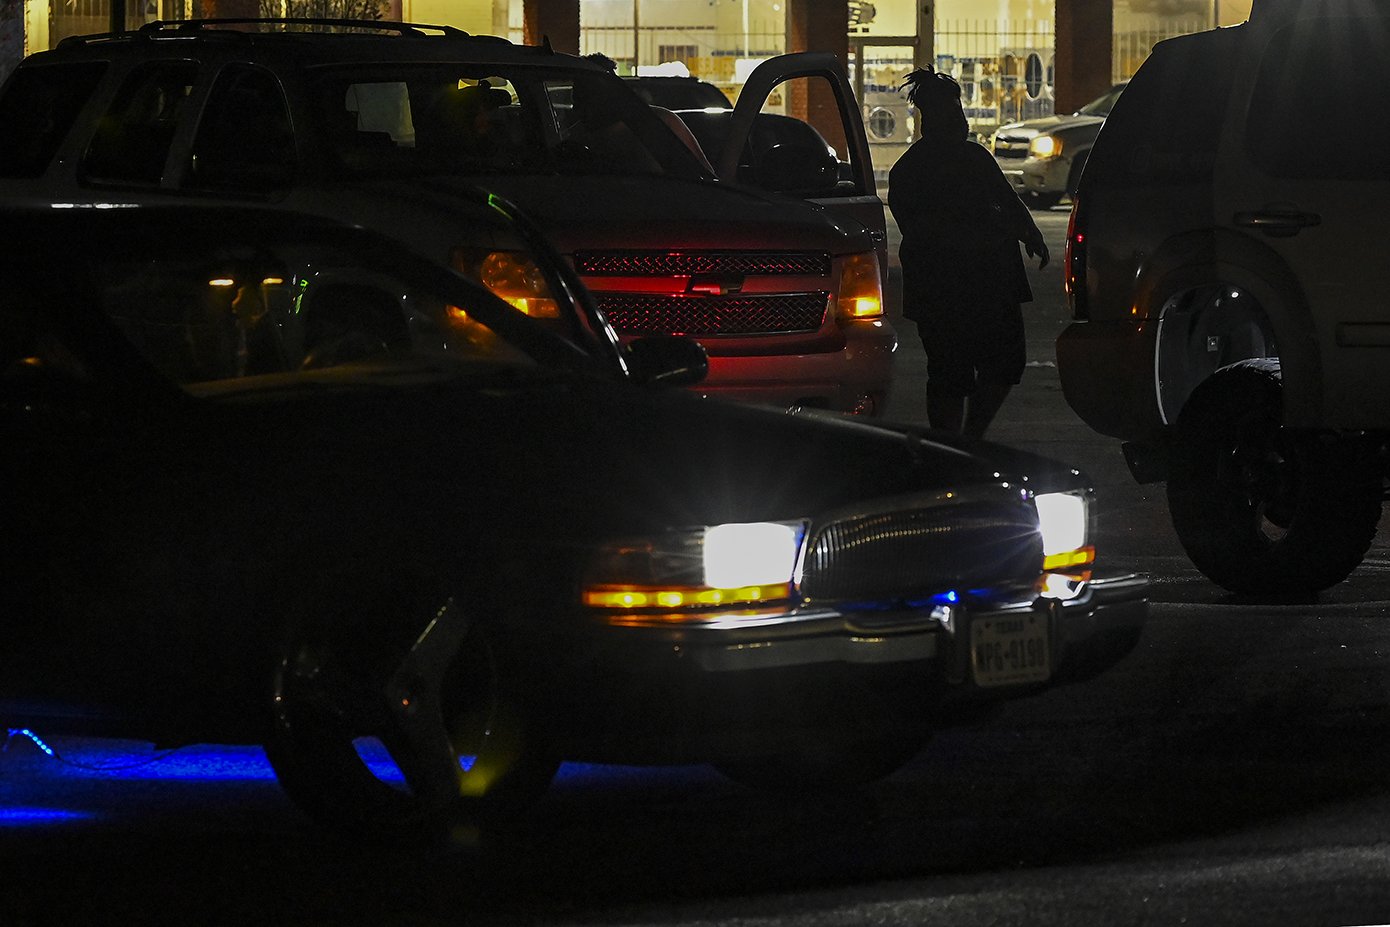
[265,598,557,841]
[713,736,926,791]
[1166,359,1381,595]
[1028,191,1062,210]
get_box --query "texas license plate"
[970,612,1051,687]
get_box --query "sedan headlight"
[1034,490,1095,600]
[583,520,807,615]
[1028,135,1062,159]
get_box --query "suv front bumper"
[695,319,897,414]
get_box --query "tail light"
[1063,195,1088,321]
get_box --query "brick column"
[523,0,580,56]
[1054,0,1113,114]
[786,0,849,151]
[201,0,261,18]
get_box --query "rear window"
[1246,16,1390,180]
[1082,30,1236,188]
[0,62,107,178]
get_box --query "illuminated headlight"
[1028,135,1062,159]
[449,247,560,318]
[1034,491,1095,573]
[835,252,884,321]
[583,520,807,614]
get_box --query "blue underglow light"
[7,728,56,756]
[0,806,93,827]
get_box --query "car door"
[713,52,888,275]
[1212,11,1390,429]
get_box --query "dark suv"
[1056,0,1390,595]
[0,18,895,415]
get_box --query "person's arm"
[974,146,1049,268]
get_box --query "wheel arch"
[1136,228,1321,430]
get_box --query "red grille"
[576,251,830,277]
[597,292,829,336]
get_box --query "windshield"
[312,65,710,181]
[1076,83,1126,117]
[0,212,601,396]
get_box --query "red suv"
[0,19,895,415]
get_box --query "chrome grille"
[799,500,1042,602]
[597,292,828,336]
[576,251,831,277]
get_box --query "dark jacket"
[888,137,1036,322]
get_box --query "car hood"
[995,113,1105,138]
[194,369,1078,540]
[410,174,872,255]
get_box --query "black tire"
[1166,360,1381,595]
[1028,191,1062,210]
[713,736,926,792]
[265,601,557,841]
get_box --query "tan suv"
[1056,0,1390,595]
[0,18,895,415]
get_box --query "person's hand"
[1026,235,1050,269]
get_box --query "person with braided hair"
[888,67,1049,438]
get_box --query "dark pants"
[917,300,1026,400]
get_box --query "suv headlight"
[583,520,807,616]
[1028,135,1062,159]
[1034,491,1095,598]
[835,252,884,321]
[450,247,560,318]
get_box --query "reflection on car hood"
[412,175,871,254]
[996,114,1105,136]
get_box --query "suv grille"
[799,500,1042,602]
[576,251,830,276]
[597,292,829,336]
[993,138,1029,159]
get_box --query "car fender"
[1134,227,1321,429]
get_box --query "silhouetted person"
[888,67,1048,438]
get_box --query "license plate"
[970,612,1051,687]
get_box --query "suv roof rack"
[138,18,473,37]
[55,17,503,47]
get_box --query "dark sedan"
[0,197,1146,841]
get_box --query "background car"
[0,18,894,417]
[623,74,732,110]
[1,202,1145,840]
[1056,1,1390,595]
[991,82,1126,210]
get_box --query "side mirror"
[752,142,840,194]
[624,334,708,387]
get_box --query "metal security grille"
[597,292,829,336]
[799,501,1042,603]
[575,251,830,277]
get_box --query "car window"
[1245,16,1390,180]
[80,60,199,186]
[187,65,296,193]
[1083,34,1234,188]
[311,66,703,180]
[0,62,107,178]
[1076,84,1125,117]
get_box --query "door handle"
[1233,209,1322,237]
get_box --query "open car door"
[712,53,887,278]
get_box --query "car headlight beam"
[1034,491,1094,573]
[584,520,807,614]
